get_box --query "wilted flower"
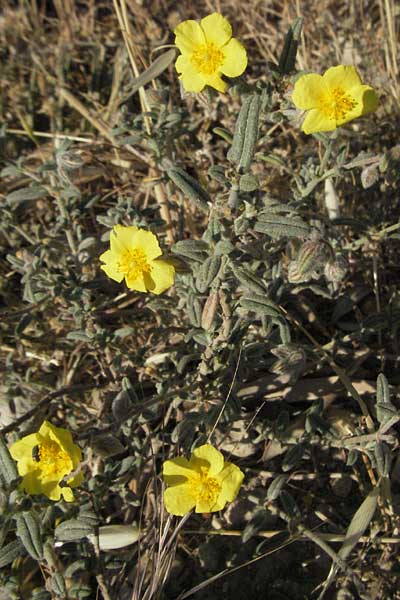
[163,444,244,516]
[9,421,83,502]
[100,225,175,294]
[174,13,247,93]
[292,65,378,134]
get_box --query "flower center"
[117,248,151,281]
[191,43,225,75]
[192,466,221,504]
[37,440,73,479]
[320,87,357,121]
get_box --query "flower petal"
[301,108,336,134]
[144,260,175,295]
[191,444,224,476]
[338,85,378,125]
[41,479,74,502]
[110,225,138,254]
[200,13,232,47]
[174,19,205,55]
[163,456,194,485]
[101,262,124,283]
[220,38,247,77]
[125,272,147,292]
[204,73,227,93]
[20,469,44,496]
[176,55,207,92]
[44,422,73,453]
[60,486,75,502]
[322,65,361,92]
[216,462,244,502]
[360,86,379,115]
[100,250,124,283]
[68,470,84,488]
[292,74,327,110]
[195,493,226,514]
[9,433,39,461]
[164,484,197,516]
[131,229,162,261]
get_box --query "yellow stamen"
[320,87,357,121]
[117,248,151,281]
[191,43,224,75]
[190,466,221,504]
[38,440,73,478]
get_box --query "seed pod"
[88,524,140,551]
[324,255,348,282]
[296,240,329,278]
[201,292,219,331]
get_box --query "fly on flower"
[162,444,244,516]
[9,421,83,502]
[100,225,175,295]
[174,13,247,93]
[291,65,378,134]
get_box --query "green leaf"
[0,540,24,568]
[167,167,210,208]
[255,215,310,239]
[6,186,47,205]
[240,294,281,318]
[55,518,94,542]
[338,486,379,560]
[196,256,222,293]
[15,511,43,560]
[278,18,303,75]
[231,263,267,294]
[172,239,209,262]
[0,435,19,487]
[129,49,176,95]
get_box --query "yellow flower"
[174,13,247,93]
[292,65,378,134]
[162,444,244,516]
[9,421,83,502]
[100,225,175,295]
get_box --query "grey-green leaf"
[129,49,176,95]
[0,435,19,487]
[338,485,379,560]
[15,511,43,560]
[55,518,95,542]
